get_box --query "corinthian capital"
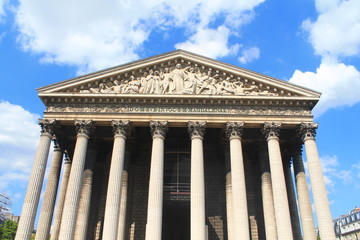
[150,121,168,139]
[298,122,318,141]
[225,122,244,139]
[262,122,281,140]
[112,120,130,138]
[188,121,206,139]
[38,119,56,136]
[75,120,94,138]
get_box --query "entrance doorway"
[162,201,190,240]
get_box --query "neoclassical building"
[15,50,336,240]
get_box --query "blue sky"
[0,0,359,225]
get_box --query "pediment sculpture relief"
[79,63,279,96]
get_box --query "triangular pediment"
[37,50,320,99]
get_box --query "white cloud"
[302,0,360,60]
[175,26,240,59]
[289,62,360,116]
[290,0,360,117]
[14,0,264,74]
[238,46,260,64]
[0,101,40,194]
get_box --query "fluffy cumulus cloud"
[302,0,360,60]
[290,0,360,117]
[238,46,260,64]
[14,0,264,74]
[175,26,240,59]
[290,62,360,116]
[0,101,40,195]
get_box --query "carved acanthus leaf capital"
[64,150,72,164]
[298,122,318,141]
[150,121,168,139]
[38,119,56,136]
[262,122,281,140]
[112,120,130,138]
[188,121,206,139]
[225,122,244,139]
[75,120,94,138]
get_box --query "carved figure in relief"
[123,76,141,93]
[169,64,187,93]
[182,67,198,94]
[161,68,171,94]
[139,72,148,93]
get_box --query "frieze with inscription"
[77,63,285,96]
[45,105,311,116]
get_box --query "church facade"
[15,50,336,240]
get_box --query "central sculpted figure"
[169,63,187,93]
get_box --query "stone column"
[224,145,233,240]
[258,143,278,240]
[35,139,63,240]
[263,122,293,240]
[292,143,317,240]
[226,122,250,239]
[225,172,233,240]
[51,154,72,240]
[188,121,207,240]
[299,123,335,240]
[145,121,168,240]
[117,170,129,240]
[282,150,301,240]
[58,120,93,240]
[15,119,55,240]
[103,120,130,240]
[74,142,98,240]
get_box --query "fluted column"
[226,122,250,239]
[263,122,293,240]
[258,143,278,240]
[51,154,72,240]
[74,142,98,240]
[15,119,55,240]
[292,143,317,240]
[35,139,63,240]
[103,120,130,240]
[225,172,234,240]
[299,123,335,240]
[117,170,129,240]
[188,121,206,240]
[145,121,168,240]
[282,150,301,240]
[58,120,94,240]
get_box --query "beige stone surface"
[293,150,317,240]
[15,120,54,240]
[51,157,71,240]
[35,144,63,240]
[58,121,92,240]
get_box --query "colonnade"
[15,119,336,240]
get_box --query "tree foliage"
[0,220,18,240]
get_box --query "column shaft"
[259,144,278,240]
[117,170,129,240]
[35,143,63,240]
[51,158,71,240]
[226,122,250,239]
[225,172,234,240]
[15,119,54,240]
[103,120,129,240]
[145,121,167,240]
[74,147,98,240]
[301,123,335,240]
[58,121,93,240]
[293,150,317,240]
[188,121,206,240]
[283,160,302,240]
[264,123,293,240]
